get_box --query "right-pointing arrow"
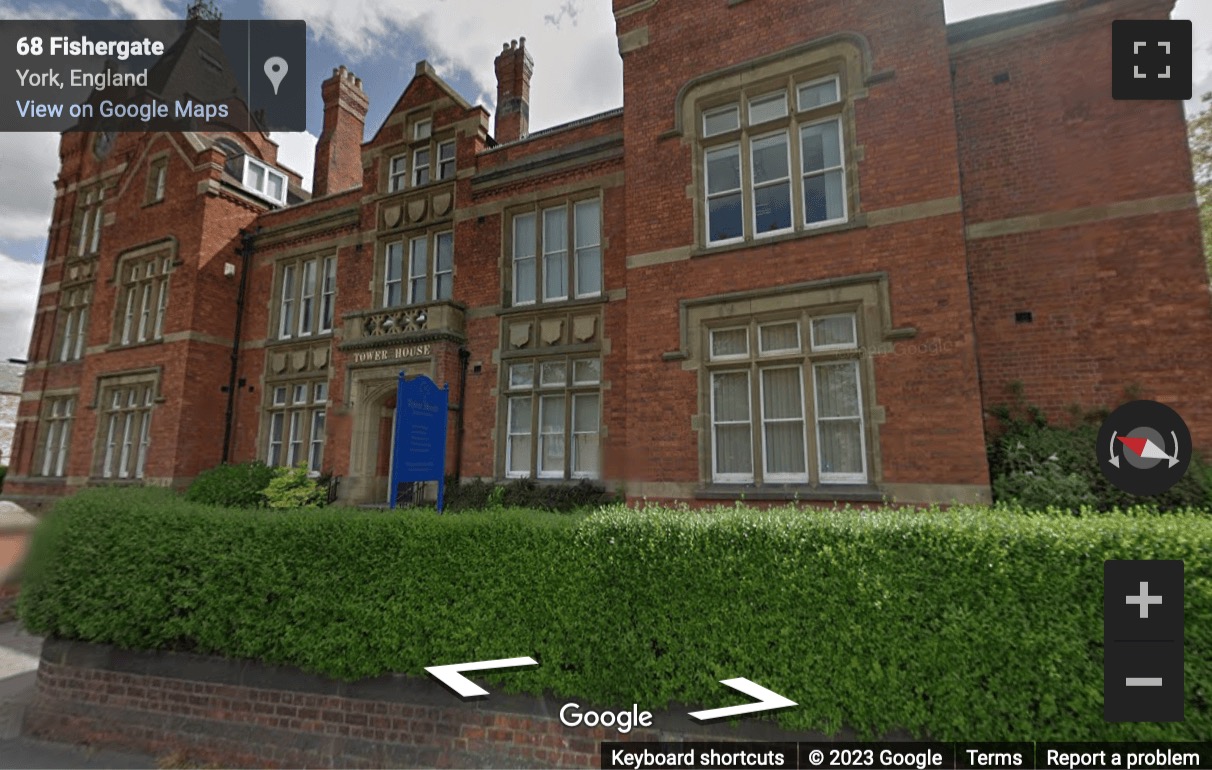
[687,677,796,722]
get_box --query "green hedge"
[18,487,1212,741]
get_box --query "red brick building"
[6,0,1211,509]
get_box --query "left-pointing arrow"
[688,677,796,722]
[425,657,539,699]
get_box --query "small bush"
[184,461,275,508]
[263,465,327,509]
[443,477,613,512]
[988,388,1212,511]
[0,464,6,492]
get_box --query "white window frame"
[412,147,431,187]
[705,143,744,246]
[796,75,841,112]
[297,259,317,337]
[505,396,532,479]
[573,199,602,299]
[710,327,750,361]
[319,256,337,332]
[384,242,405,307]
[710,369,753,483]
[434,231,454,301]
[813,359,867,484]
[750,128,794,239]
[541,207,569,302]
[800,115,848,230]
[759,365,809,484]
[278,263,296,339]
[703,104,740,137]
[40,398,73,477]
[241,156,288,205]
[414,118,432,140]
[437,140,456,180]
[809,313,858,352]
[512,213,537,306]
[408,236,429,305]
[388,154,408,192]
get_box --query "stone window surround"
[500,354,604,481]
[502,191,604,309]
[272,253,339,342]
[380,111,457,194]
[144,152,169,205]
[88,369,162,482]
[673,34,876,253]
[108,239,178,350]
[263,378,329,474]
[667,272,916,491]
[375,228,454,310]
[34,390,78,479]
[54,284,91,363]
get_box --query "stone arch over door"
[343,362,432,505]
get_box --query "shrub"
[18,487,1212,742]
[987,389,1212,511]
[443,477,614,513]
[0,464,6,493]
[263,465,327,509]
[184,461,275,508]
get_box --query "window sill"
[87,478,146,487]
[497,294,608,317]
[106,338,164,353]
[695,483,884,503]
[266,332,334,348]
[693,214,868,259]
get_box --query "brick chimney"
[494,38,533,143]
[312,65,368,197]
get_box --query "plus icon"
[1126,581,1163,619]
[1112,19,1192,100]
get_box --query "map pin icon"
[264,56,288,95]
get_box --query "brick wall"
[26,639,836,769]
[954,0,1212,447]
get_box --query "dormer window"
[226,152,288,206]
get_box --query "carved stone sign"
[351,344,432,364]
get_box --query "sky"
[0,0,1209,362]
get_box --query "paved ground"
[0,622,157,769]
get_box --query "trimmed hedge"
[19,487,1212,741]
[184,461,276,508]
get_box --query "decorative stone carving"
[573,315,597,343]
[406,198,427,223]
[272,353,287,373]
[509,322,531,349]
[361,307,429,337]
[432,192,452,217]
[540,318,563,346]
[291,351,308,372]
[313,348,329,369]
[383,205,403,229]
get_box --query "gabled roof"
[369,60,477,144]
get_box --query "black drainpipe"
[222,227,258,463]
[454,346,471,479]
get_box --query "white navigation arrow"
[687,677,796,722]
[425,656,538,699]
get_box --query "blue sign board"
[390,373,449,511]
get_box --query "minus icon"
[1126,678,1163,687]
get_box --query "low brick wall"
[25,639,834,769]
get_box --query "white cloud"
[0,252,42,362]
[0,133,60,242]
[0,1,80,19]
[100,0,175,20]
[268,130,319,192]
[258,0,624,132]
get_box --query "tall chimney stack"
[494,38,533,144]
[312,65,369,197]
